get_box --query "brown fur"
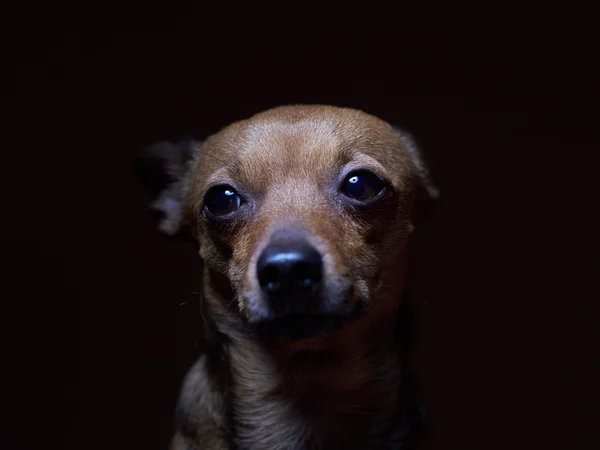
[139,105,437,449]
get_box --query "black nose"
[256,241,323,314]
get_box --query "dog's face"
[141,106,437,340]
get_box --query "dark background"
[6,31,599,450]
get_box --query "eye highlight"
[341,170,386,202]
[204,185,242,216]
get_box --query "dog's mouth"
[249,301,366,340]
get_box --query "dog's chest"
[229,344,400,449]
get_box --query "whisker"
[179,292,201,307]
[202,151,238,171]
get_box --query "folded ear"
[134,138,202,237]
[392,126,440,203]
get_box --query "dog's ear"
[134,138,202,237]
[392,126,440,204]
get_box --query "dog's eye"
[204,185,242,216]
[341,171,386,202]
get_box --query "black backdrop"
[6,31,599,450]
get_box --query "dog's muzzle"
[249,238,362,339]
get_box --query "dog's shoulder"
[174,322,234,449]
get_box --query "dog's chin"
[249,302,365,341]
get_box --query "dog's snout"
[256,242,323,314]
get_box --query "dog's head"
[138,106,437,341]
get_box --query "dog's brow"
[350,153,386,171]
[202,152,241,175]
[202,151,237,170]
[336,147,387,174]
[204,166,241,187]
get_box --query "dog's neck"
[223,305,402,449]
[202,265,407,448]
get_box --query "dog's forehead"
[205,110,404,177]
[242,118,342,156]
[238,108,395,158]
[235,119,347,174]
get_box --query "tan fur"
[146,105,437,450]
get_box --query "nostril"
[258,264,281,291]
[293,260,322,288]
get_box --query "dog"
[136,105,438,450]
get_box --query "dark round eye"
[341,171,386,201]
[204,185,242,216]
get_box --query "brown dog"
[138,105,438,450]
